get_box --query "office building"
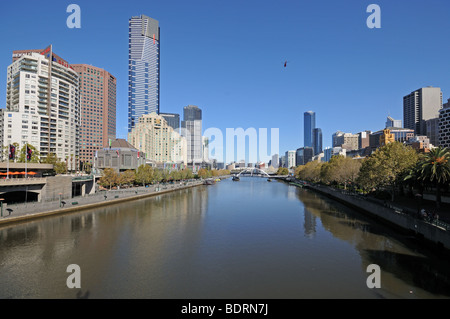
[403,86,442,135]
[71,64,116,163]
[426,117,439,147]
[357,131,371,149]
[369,127,414,149]
[304,111,315,148]
[127,112,187,165]
[296,147,314,166]
[2,46,79,169]
[332,131,359,151]
[439,99,450,148]
[386,116,402,129]
[181,105,202,163]
[313,128,322,155]
[160,112,180,133]
[128,15,160,132]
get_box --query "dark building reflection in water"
[303,209,317,239]
[295,188,450,298]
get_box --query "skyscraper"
[304,111,315,148]
[160,112,180,133]
[2,46,79,169]
[313,128,322,155]
[181,105,202,163]
[403,86,442,135]
[71,64,116,163]
[128,15,160,132]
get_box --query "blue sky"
[1,0,450,163]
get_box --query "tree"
[119,170,136,187]
[276,167,289,175]
[357,142,419,201]
[54,161,68,175]
[17,144,40,163]
[99,168,119,190]
[197,168,211,179]
[135,164,154,186]
[418,147,450,209]
[84,162,92,175]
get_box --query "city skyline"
[1,0,450,161]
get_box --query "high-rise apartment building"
[127,112,187,164]
[160,112,180,133]
[403,87,442,135]
[128,15,160,132]
[71,64,116,163]
[181,105,202,163]
[2,46,79,168]
[285,150,296,169]
[304,111,315,148]
[439,99,450,148]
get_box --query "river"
[0,177,449,299]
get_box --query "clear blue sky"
[1,0,450,163]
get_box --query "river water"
[0,177,449,299]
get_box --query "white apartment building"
[128,112,187,165]
[2,46,80,168]
[285,150,296,168]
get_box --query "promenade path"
[0,180,206,226]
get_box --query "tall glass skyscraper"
[128,15,160,132]
[313,128,322,155]
[304,111,315,148]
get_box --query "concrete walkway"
[0,180,205,226]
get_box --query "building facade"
[313,128,322,155]
[285,150,296,168]
[181,105,202,164]
[403,86,442,136]
[160,113,180,133]
[426,117,439,147]
[71,64,116,163]
[304,111,315,148]
[128,112,187,165]
[439,99,450,148]
[128,15,160,132]
[332,131,359,151]
[94,139,146,173]
[2,46,79,169]
[386,116,402,129]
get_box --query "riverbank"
[0,178,221,227]
[279,177,450,252]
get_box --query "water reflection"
[296,188,450,298]
[1,179,450,298]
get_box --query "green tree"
[357,142,419,201]
[197,168,211,179]
[54,161,68,175]
[17,144,40,163]
[276,167,289,176]
[99,168,119,190]
[119,170,136,187]
[418,147,450,209]
[135,164,154,186]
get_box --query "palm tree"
[419,147,450,209]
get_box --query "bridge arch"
[236,168,271,178]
